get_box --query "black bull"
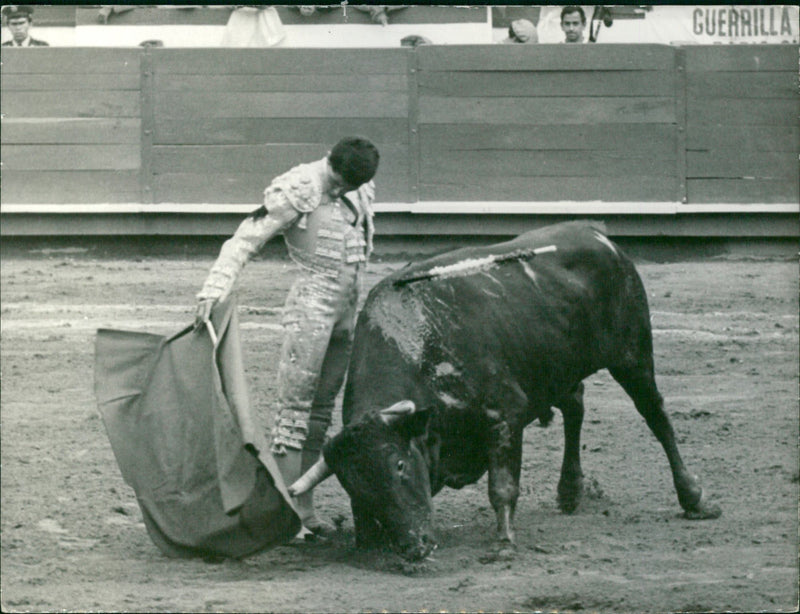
[290,222,721,560]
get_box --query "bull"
[290,222,721,561]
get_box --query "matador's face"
[326,166,359,199]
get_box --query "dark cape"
[94,296,300,558]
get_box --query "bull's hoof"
[496,546,516,562]
[557,477,584,514]
[301,515,336,538]
[683,497,722,520]
[479,542,516,564]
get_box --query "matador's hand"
[194,298,216,330]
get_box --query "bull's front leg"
[555,382,585,513]
[486,416,524,547]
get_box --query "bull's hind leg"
[487,419,524,546]
[609,365,721,519]
[555,382,585,514]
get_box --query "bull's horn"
[288,457,333,496]
[380,400,416,426]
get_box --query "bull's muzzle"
[400,529,437,561]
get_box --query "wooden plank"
[1,73,141,91]
[685,45,798,72]
[418,70,676,97]
[154,73,408,93]
[674,46,688,204]
[418,44,675,72]
[155,91,407,119]
[687,71,799,99]
[2,91,140,118]
[152,144,409,174]
[29,5,76,27]
[1,118,141,144]
[153,173,411,204]
[419,175,675,202]
[74,5,487,26]
[687,98,799,126]
[420,150,675,179]
[0,171,140,203]
[0,48,140,73]
[687,125,800,152]
[5,211,796,238]
[274,5,487,25]
[75,6,231,26]
[140,49,155,204]
[3,145,140,171]
[688,178,799,204]
[407,48,421,202]
[687,151,798,179]
[154,118,408,146]
[420,124,676,155]
[419,96,675,124]
[153,49,410,75]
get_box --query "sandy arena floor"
[1,241,798,613]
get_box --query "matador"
[194,137,380,534]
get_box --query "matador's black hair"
[329,137,380,187]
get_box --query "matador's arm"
[196,165,323,303]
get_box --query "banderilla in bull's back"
[393,245,558,286]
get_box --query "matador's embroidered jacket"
[197,158,375,303]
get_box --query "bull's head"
[290,400,437,561]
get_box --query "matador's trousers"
[270,264,360,486]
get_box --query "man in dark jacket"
[2,5,49,46]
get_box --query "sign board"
[536,5,798,45]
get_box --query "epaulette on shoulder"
[267,164,322,214]
[358,180,375,204]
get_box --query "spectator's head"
[400,35,431,48]
[328,137,380,194]
[560,6,586,43]
[2,5,33,44]
[502,18,537,44]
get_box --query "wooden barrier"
[684,45,799,204]
[148,48,411,204]
[415,44,679,202]
[1,49,142,204]
[1,44,797,235]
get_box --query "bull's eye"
[397,460,406,473]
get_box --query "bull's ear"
[380,400,431,441]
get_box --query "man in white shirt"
[560,5,587,44]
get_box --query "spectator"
[194,137,380,536]
[560,5,587,43]
[400,34,431,47]
[96,5,135,24]
[221,6,285,47]
[295,6,333,18]
[352,5,408,27]
[501,18,538,44]
[2,5,48,47]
